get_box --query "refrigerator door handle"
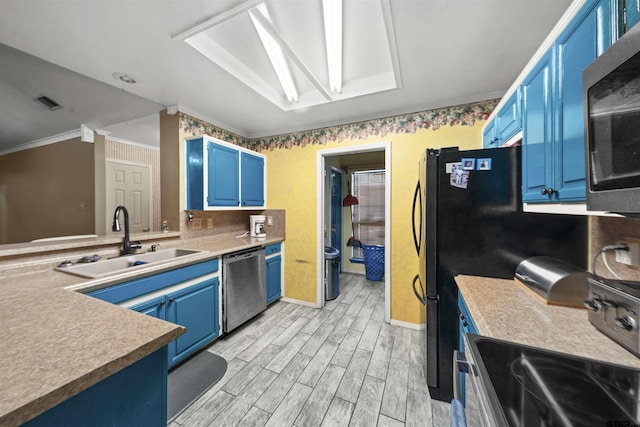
[412,274,425,305]
[411,180,422,255]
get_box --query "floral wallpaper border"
[179,99,499,152]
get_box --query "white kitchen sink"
[55,248,206,279]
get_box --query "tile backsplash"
[590,215,640,281]
[180,209,285,239]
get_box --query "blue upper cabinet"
[482,89,522,148]
[241,152,265,207]
[482,118,497,148]
[521,0,614,203]
[185,136,266,210]
[185,138,205,210]
[626,0,640,32]
[522,49,554,202]
[554,0,613,201]
[496,89,522,142]
[207,141,240,207]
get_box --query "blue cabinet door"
[627,0,640,32]
[185,138,205,210]
[207,141,239,207]
[554,0,613,201]
[482,119,497,148]
[496,89,521,142]
[241,152,265,207]
[458,295,478,408]
[522,49,555,202]
[166,277,219,367]
[266,255,282,304]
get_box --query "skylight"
[176,0,400,111]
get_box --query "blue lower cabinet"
[166,278,220,367]
[87,259,218,304]
[266,255,282,304]
[128,276,220,369]
[23,347,168,427]
[458,294,478,407]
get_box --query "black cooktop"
[467,334,640,426]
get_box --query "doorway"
[105,160,152,234]
[330,168,343,256]
[316,142,391,323]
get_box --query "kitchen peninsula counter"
[456,274,640,369]
[0,233,284,426]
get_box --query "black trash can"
[324,246,340,300]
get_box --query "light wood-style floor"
[169,273,450,427]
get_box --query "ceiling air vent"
[33,95,63,111]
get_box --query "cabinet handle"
[489,137,498,145]
[169,297,175,303]
[159,300,165,306]
[540,187,557,196]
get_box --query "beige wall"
[160,110,181,232]
[0,138,95,243]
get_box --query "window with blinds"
[352,169,385,259]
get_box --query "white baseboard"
[279,297,321,308]
[390,319,425,330]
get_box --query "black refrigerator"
[412,146,588,402]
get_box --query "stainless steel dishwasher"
[222,247,266,333]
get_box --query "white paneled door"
[106,161,151,234]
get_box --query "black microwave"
[583,24,640,213]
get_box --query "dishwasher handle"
[223,247,264,262]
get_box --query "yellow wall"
[173,102,496,325]
[265,122,484,324]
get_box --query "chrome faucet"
[112,205,141,256]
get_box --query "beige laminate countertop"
[456,274,640,370]
[0,233,284,427]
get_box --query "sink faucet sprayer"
[112,205,142,256]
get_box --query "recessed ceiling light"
[112,72,136,84]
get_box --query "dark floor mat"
[167,351,227,421]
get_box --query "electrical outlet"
[267,216,273,226]
[616,239,640,266]
[192,217,202,229]
[207,217,214,230]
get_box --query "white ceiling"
[0,0,573,151]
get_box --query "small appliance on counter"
[250,215,266,238]
[514,256,592,307]
[585,276,640,357]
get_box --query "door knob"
[540,187,557,196]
